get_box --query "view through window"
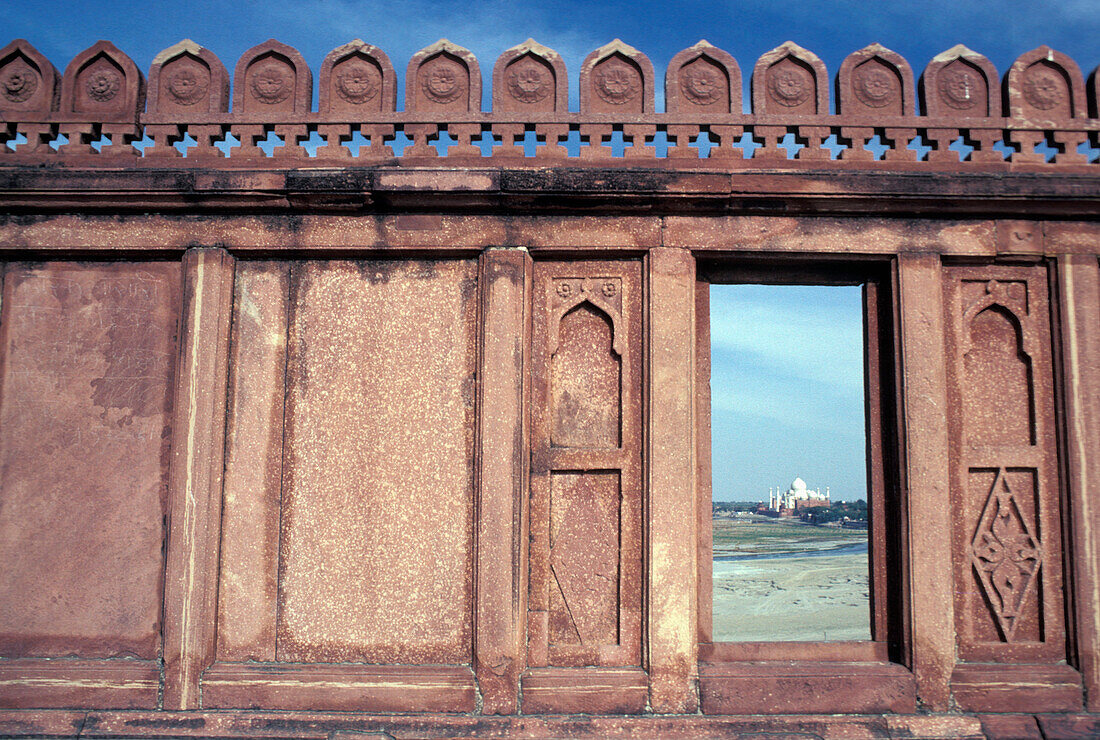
[710,284,870,642]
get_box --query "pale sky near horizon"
[7,0,1092,500]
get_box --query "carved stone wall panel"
[529,260,642,672]
[406,40,480,114]
[838,43,914,116]
[60,40,144,121]
[216,262,289,663]
[548,471,621,649]
[276,260,477,664]
[232,39,312,114]
[752,41,828,116]
[492,40,567,114]
[0,262,179,659]
[579,40,654,114]
[1007,46,1086,121]
[319,40,395,115]
[944,263,1066,666]
[666,41,740,114]
[920,45,999,118]
[147,40,229,116]
[0,39,59,117]
[550,299,621,448]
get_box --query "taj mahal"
[768,477,831,513]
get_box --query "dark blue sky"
[8,0,1097,112]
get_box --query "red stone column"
[474,248,532,713]
[646,247,699,713]
[162,248,236,709]
[1056,254,1100,711]
[897,253,955,711]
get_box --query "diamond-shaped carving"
[970,469,1042,641]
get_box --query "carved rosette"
[593,56,639,106]
[148,40,229,115]
[938,64,980,111]
[580,39,654,114]
[406,40,480,112]
[506,55,551,104]
[164,58,208,107]
[421,56,465,104]
[852,61,897,109]
[838,44,913,116]
[232,40,312,114]
[3,58,37,103]
[921,46,998,118]
[752,42,827,115]
[678,59,720,106]
[768,59,812,108]
[60,41,144,120]
[970,470,1042,642]
[319,41,395,115]
[1006,46,1085,120]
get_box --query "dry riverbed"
[712,516,870,642]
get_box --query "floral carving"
[679,63,721,105]
[1023,66,1064,111]
[852,64,896,108]
[970,470,1042,641]
[335,61,378,104]
[166,68,208,106]
[3,60,37,103]
[250,62,291,104]
[938,67,980,111]
[506,57,550,104]
[593,58,639,105]
[86,68,120,102]
[556,281,573,298]
[601,281,617,298]
[767,62,812,108]
[422,59,464,104]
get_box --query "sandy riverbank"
[711,517,870,642]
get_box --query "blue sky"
[710,286,866,503]
[8,0,1097,113]
[8,1,1093,500]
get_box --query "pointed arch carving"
[960,280,1037,448]
[233,39,311,114]
[0,38,59,117]
[666,40,740,113]
[547,277,624,357]
[579,39,654,114]
[920,44,999,118]
[406,39,480,113]
[1007,45,1086,121]
[751,41,828,115]
[319,39,395,115]
[838,43,914,116]
[492,39,567,113]
[60,40,144,121]
[148,39,228,116]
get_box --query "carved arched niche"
[666,40,740,114]
[233,39,312,114]
[0,39,59,117]
[920,44,999,118]
[406,39,481,113]
[751,41,828,116]
[838,43,915,116]
[1006,46,1086,121]
[147,40,228,116]
[319,40,395,115]
[579,39,654,115]
[60,40,144,121]
[492,39,567,114]
[548,278,624,449]
[961,281,1037,448]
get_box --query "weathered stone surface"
[0,262,178,659]
[216,261,288,662]
[276,259,477,664]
